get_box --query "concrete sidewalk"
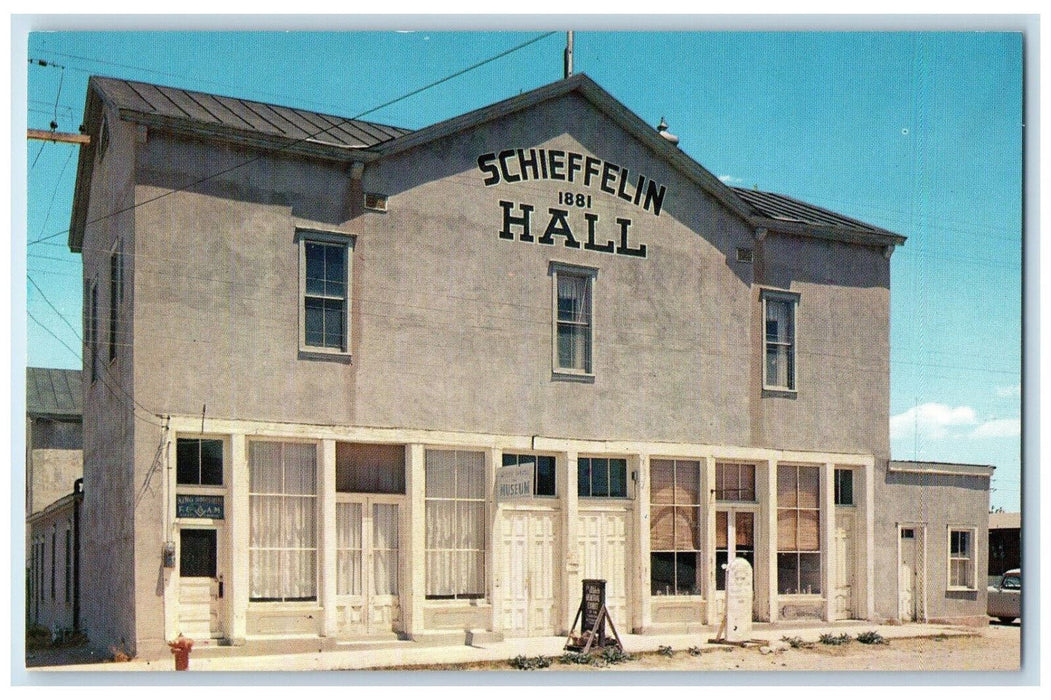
[31,621,979,673]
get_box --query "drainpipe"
[72,478,83,630]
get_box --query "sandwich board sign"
[565,579,623,653]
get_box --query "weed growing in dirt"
[509,655,552,670]
[657,645,675,657]
[855,631,888,645]
[559,651,594,665]
[600,647,634,665]
[818,633,852,646]
[781,635,815,649]
[687,646,703,656]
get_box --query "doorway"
[832,512,856,619]
[898,525,924,621]
[500,509,560,636]
[178,527,224,639]
[336,497,401,635]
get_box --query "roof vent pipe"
[657,116,679,147]
[564,31,574,78]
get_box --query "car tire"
[998,617,1016,624]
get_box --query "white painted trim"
[888,461,994,478]
[946,525,979,591]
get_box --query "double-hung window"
[552,263,596,376]
[763,291,798,391]
[948,528,976,590]
[650,459,701,595]
[299,230,352,354]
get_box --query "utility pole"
[27,129,90,145]
[564,31,574,79]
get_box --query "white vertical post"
[822,462,836,621]
[484,447,497,634]
[162,433,178,642]
[703,455,717,625]
[634,454,650,632]
[764,458,778,623]
[229,433,248,643]
[864,461,876,620]
[562,450,579,634]
[319,439,337,636]
[404,444,426,638]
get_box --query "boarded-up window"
[336,443,405,494]
[777,465,821,595]
[650,459,701,595]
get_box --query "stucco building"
[25,367,83,634]
[66,73,992,659]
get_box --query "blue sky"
[19,29,1023,510]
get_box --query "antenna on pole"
[564,31,574,78]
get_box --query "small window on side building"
[948,528,976,590]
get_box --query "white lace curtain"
[425,450,485,598]
[249,442,318,600]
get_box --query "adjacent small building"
[65,72,993,660]
[988,511,1021,580]
[25,367,84,633]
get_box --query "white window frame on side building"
[551,261,597,379]
[298,228,353,357]
[947,526,977,591]
[761,289,799,393]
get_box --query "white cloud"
[718,175,744,184]
[996,385,1021,398]
[889,403,977,441]
[971,418,1021,438]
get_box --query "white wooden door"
[714,509,757,620]
[178,527,223,639]
[577,510,629,629]
[832,512,855,620]
[899,528,918,621]
[336,499,401,635]
[501,510,559,636]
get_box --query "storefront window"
[425,449,485,600]
[650,459,701,595]
[777,465,821,595]
[248,442,317,601]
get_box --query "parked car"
[988,568,1021,623]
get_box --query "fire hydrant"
[168,634,193,671]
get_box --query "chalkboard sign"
[176,494,224,519]
[582,579,606,637]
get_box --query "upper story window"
[299,230,352,355]
[177,438,224,486]
[552,263,596,377]
[762,290,798,392]
[578,457,628,498]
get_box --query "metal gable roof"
[26,367,82,418]
[732,187,895,237]
[91,76,412,150]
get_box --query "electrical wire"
[27,31,559,248]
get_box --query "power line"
[27,32,559,248]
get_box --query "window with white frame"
[552,264,595,375]
[777,465,821,594]
[578,457,628,498]
[425,449,485,600]
[763,291,798,391]
[650,459,701,595]
[249,441,318,601]
[177,438,224,486]
[502,453,556,497]
[300,231,352,353]
[948,528,976,589]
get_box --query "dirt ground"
[391,622,1021,673]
